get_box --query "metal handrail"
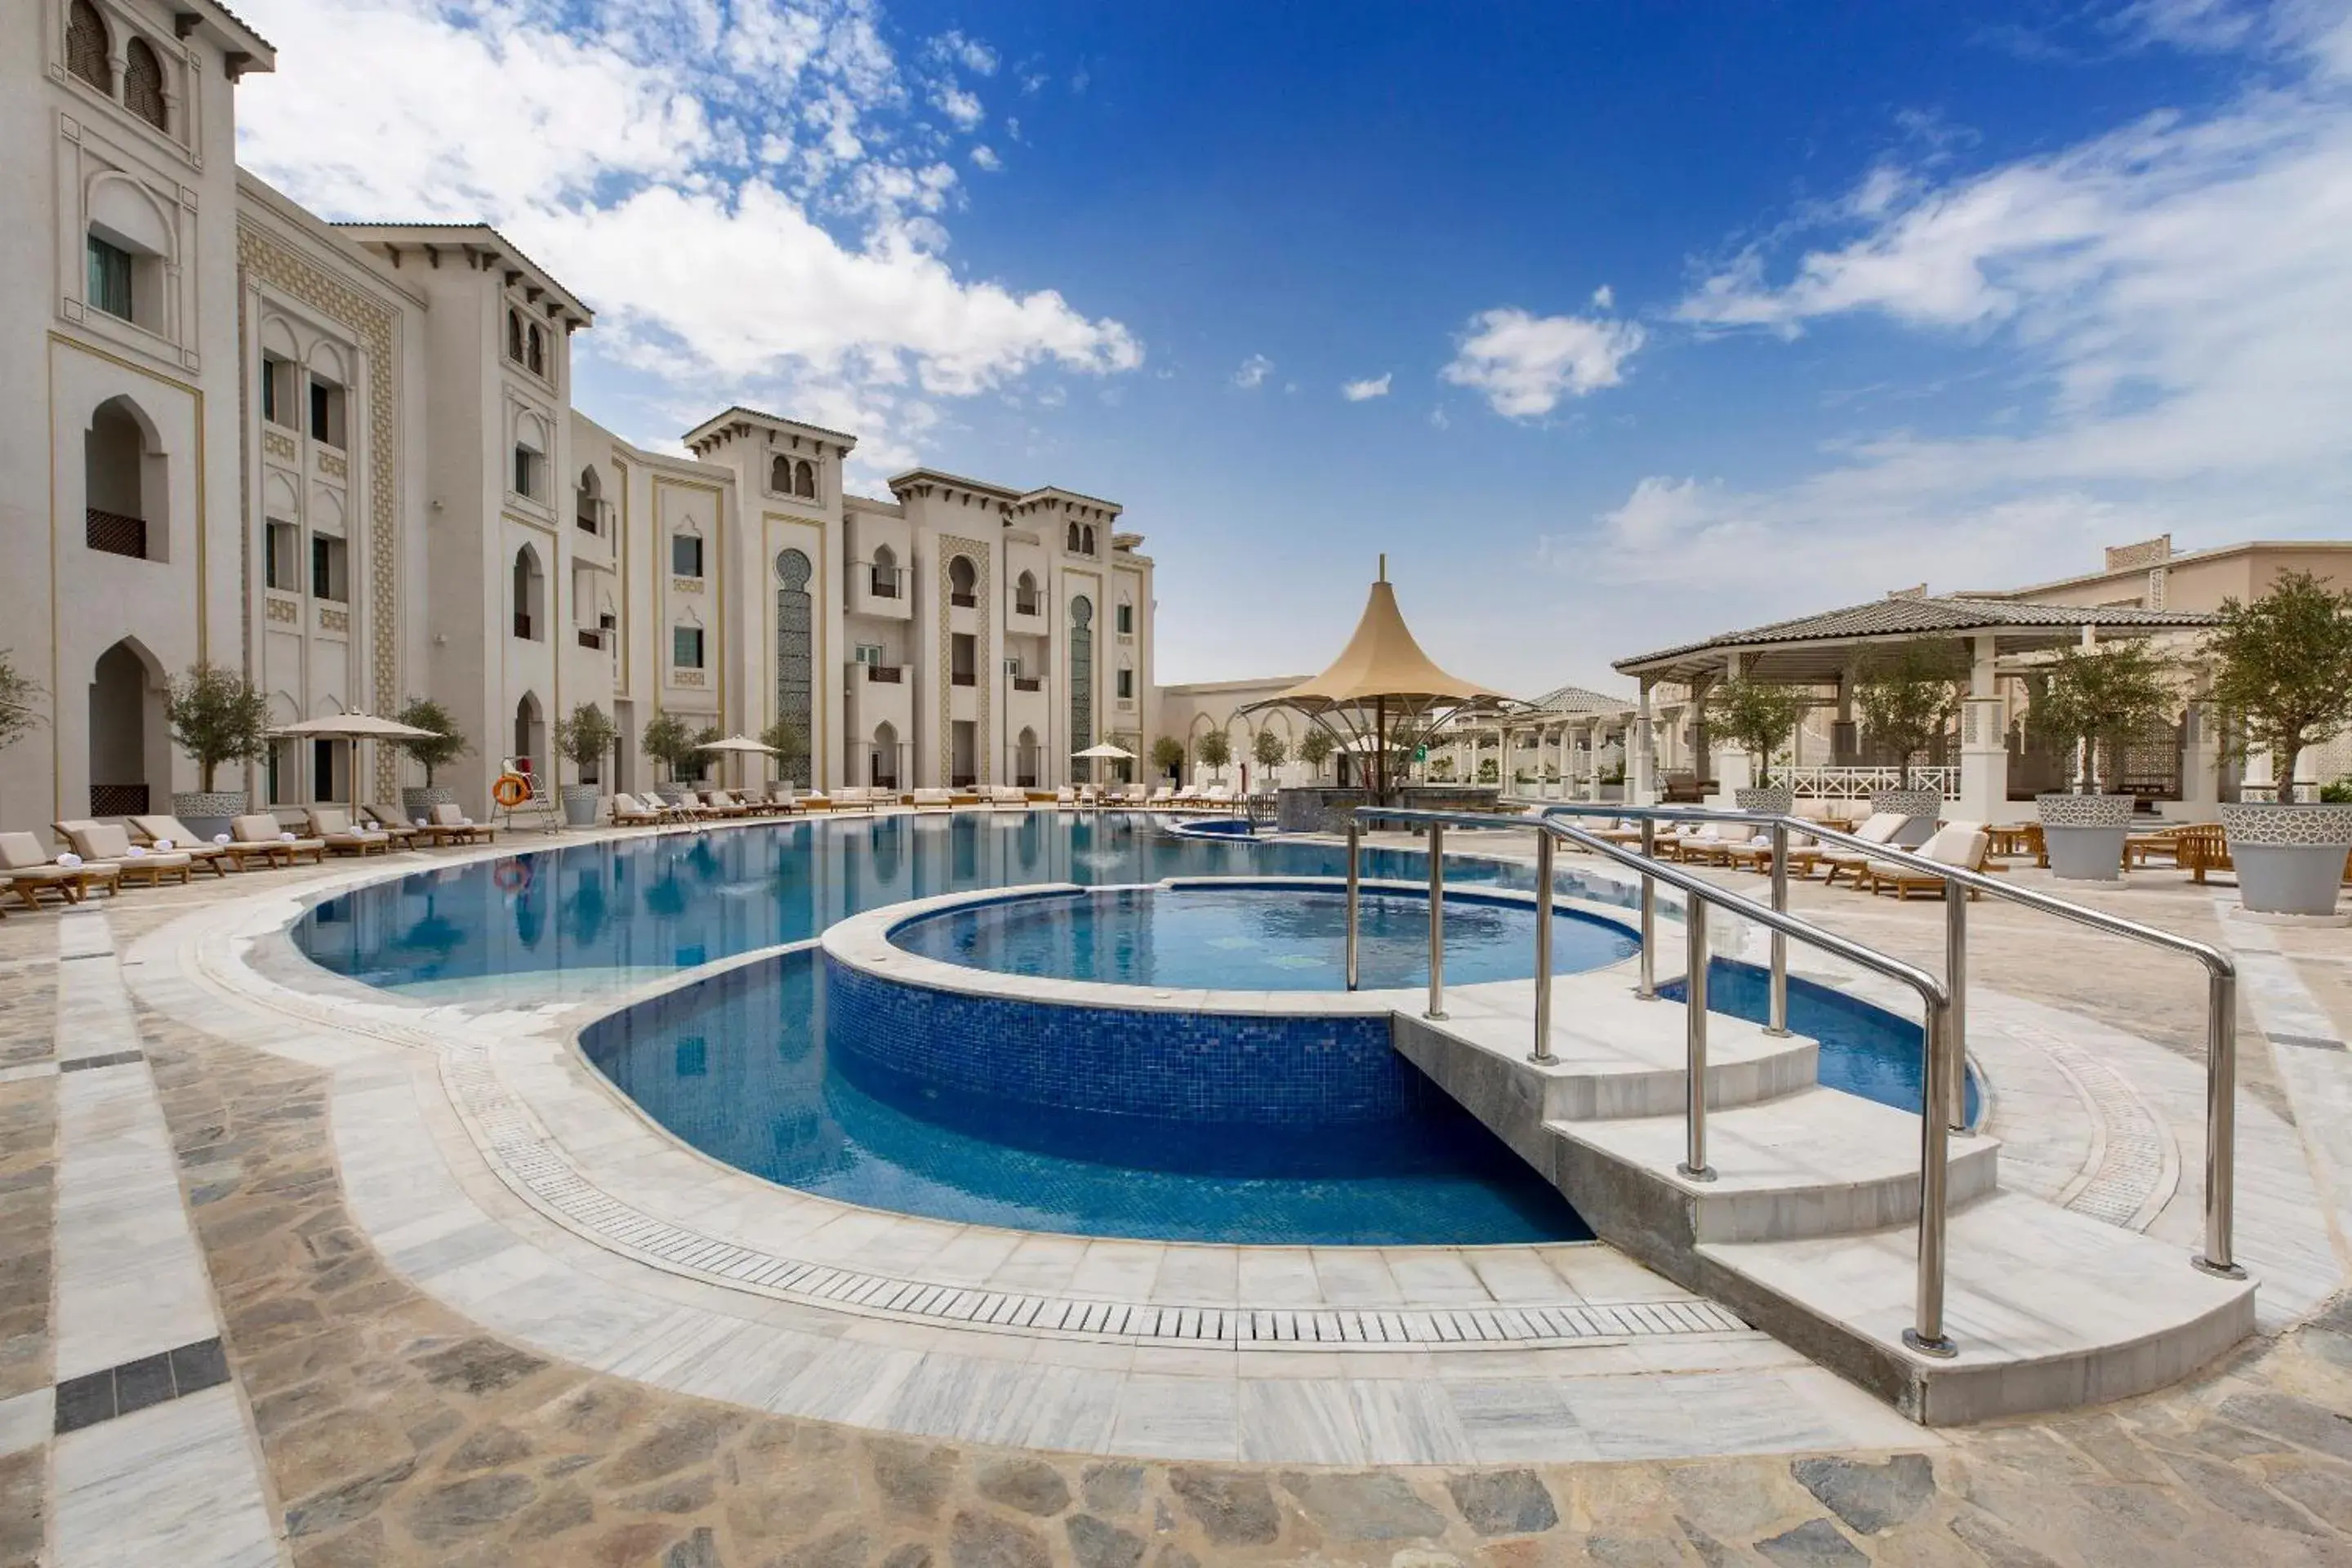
[1531,800,2243,1280]
[1354,804,1960,1357]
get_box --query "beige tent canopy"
[1241,559,1520,799]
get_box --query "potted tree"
[1705,675,1812,816]
[165,662,271,837]
[1853,644,1963,844]
[1298,728,1334,782]
[551,702,619,827]
[1150,734,1187,784]
[0,649,45,821]
[2206,570,2352,920]
[760,717,810,791]
[1195,729,1232,787]
[394,697,470,822]
[2029,640,2176,882]
[1252,727,1288,789]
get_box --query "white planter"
[2037,792,2135,882]
[1870,787,1943,847]
[1734,785,1793,817]
[2220,802,2352,920]
[560,786,602,828]
[401,786,456,824]
[170,790,247,842]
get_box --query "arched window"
[526,321,545,376]
[769,454,790,492]
[1081,525,1097,556]
[513,693,544,774]
[575,466,600,533]
[947,555,978,607]
[793,459,816,499]
[1069,596,1094,775]
[1066,522,1081,553]
[506,309,524,363]
[1013,569,1039,616]
[1015,726,1040,787]
[512,417,545,499]
[511,545,544,640]
[89,637,163,817]
[84,396,163,561]
[67,2,111,92]
[774,550,814,781]
[869,542,898,599]
[871,721,900,790]
[124,38,167,130]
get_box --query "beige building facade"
[1,2,1159,825]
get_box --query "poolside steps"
[1395,967,2258,1425]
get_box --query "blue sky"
[233,1,2352,693]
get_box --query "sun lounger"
[59,820,194,886]
[126,813,241,875]
[429,804,496,844]
[911,788,954,812]
[609,792,665,826]
[1814,812,1913,885]
[305,808,394,857]
[1855,822,1992,899]
[231,813,327,866]
[355,806,425,849]
[0,831,122,906]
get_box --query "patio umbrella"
[267,713,442,815]
[1071,742,1134,795]
[694,733,781,789]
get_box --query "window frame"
[670,532,705,580]
[672,625,706,670]
[87,234,135,322]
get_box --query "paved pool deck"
[1,813,2348,1566]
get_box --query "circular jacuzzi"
[887,880,1640,991]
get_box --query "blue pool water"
[582,948,1593,1245]
[889,884,1639,991]
[297,812,1628,989]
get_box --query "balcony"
[951,592,978,609]
[869,573,901,599]
[577,627,604,651]
[1013,598,1041,618]
[1011,677,1042,693]
[514,613,535,640]
[863,663,903,684]
[86,508,148,560]
[951,671,977,688]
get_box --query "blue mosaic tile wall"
[822,954,1420,1125]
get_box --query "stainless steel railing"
[1352,804,1962,1357]
[1533,800,2242,1280]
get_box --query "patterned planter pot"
[169,790,248,844]
[1734,785,1793,817]
[560,786,602,828]
[2220,802,2352,920]
[2036,792,2135,883]
[1870,787,1944,848]
[400,786,456,826]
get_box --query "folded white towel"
[279,831,296,842]
[57,853,82,869]
[212,834,230,845]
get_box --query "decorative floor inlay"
[51,1339,229,1435]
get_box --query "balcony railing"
[1777,764,1960,801]
[577,627,604,651]
[864,663,903,684]
[868,572,901,599]
[951,592,978,609]
[1013,598,1041,617]
[86,508,148,559]
[514,613,534,639]
[1010,677,1042,693]
[90,783,149,817]
[951,671,976,687]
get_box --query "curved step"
[1698,1191,2257,1424]
[1550,1087,2001,1245]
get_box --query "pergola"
[1437,684,1636,800]
[1612,592,2221,819]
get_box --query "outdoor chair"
[57,820,194,887]
[231,813,327,866]
[0,831,121,906]
[1855,822,1993,900]
[912,788,954,812]
[127,813,241,875]
[305,808,394,857]
[609,793,665,827]
[1814,812,1913,886]
[355,806,425,848]
[428,803,496,844]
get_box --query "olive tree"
[1150,735,1187,779]
[393,697,470,786]
[1703,676,1812,788]
[2029,641,2176,794]
[640,711,701,782]
[167,662,272,792]
[1195,729,1232,777]
[0,650,44,755]
[1853,644,1967,784]
[760,716,811,783]
[554,702,620,782]
[1251,728,1288,777]
[1297,728,1334,778]
[2203,569,2352,802]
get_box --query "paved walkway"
[0,822,2345,1566]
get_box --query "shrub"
[1298,728,1334,777]
[167,662,271,792]
[393,697,470,786]
[1196,730,1232,774]
[760,717,810,782]
[553,703,620,778]
[1252,728,1288,773]
[640,711,702,782]
[1150,735,1187,777]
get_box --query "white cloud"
[1441,308,1646,417]
[969,145,1002,171]
[1590,283,1615,310]
[230,0,1138,483]
[1340,373,1392,402]
[1232,353,1273,389]
[926,29,997,75]
[931,82,985,130]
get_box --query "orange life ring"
[492,859,530,893]
[492,773,531,808]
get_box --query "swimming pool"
[888,882,1639,991]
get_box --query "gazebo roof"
[1614,594,2218,686]
[1523,684,1637,717]
[1276,567,1507,710]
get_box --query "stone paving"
[1,835,2349,1566]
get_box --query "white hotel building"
[1,0,1160,825]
